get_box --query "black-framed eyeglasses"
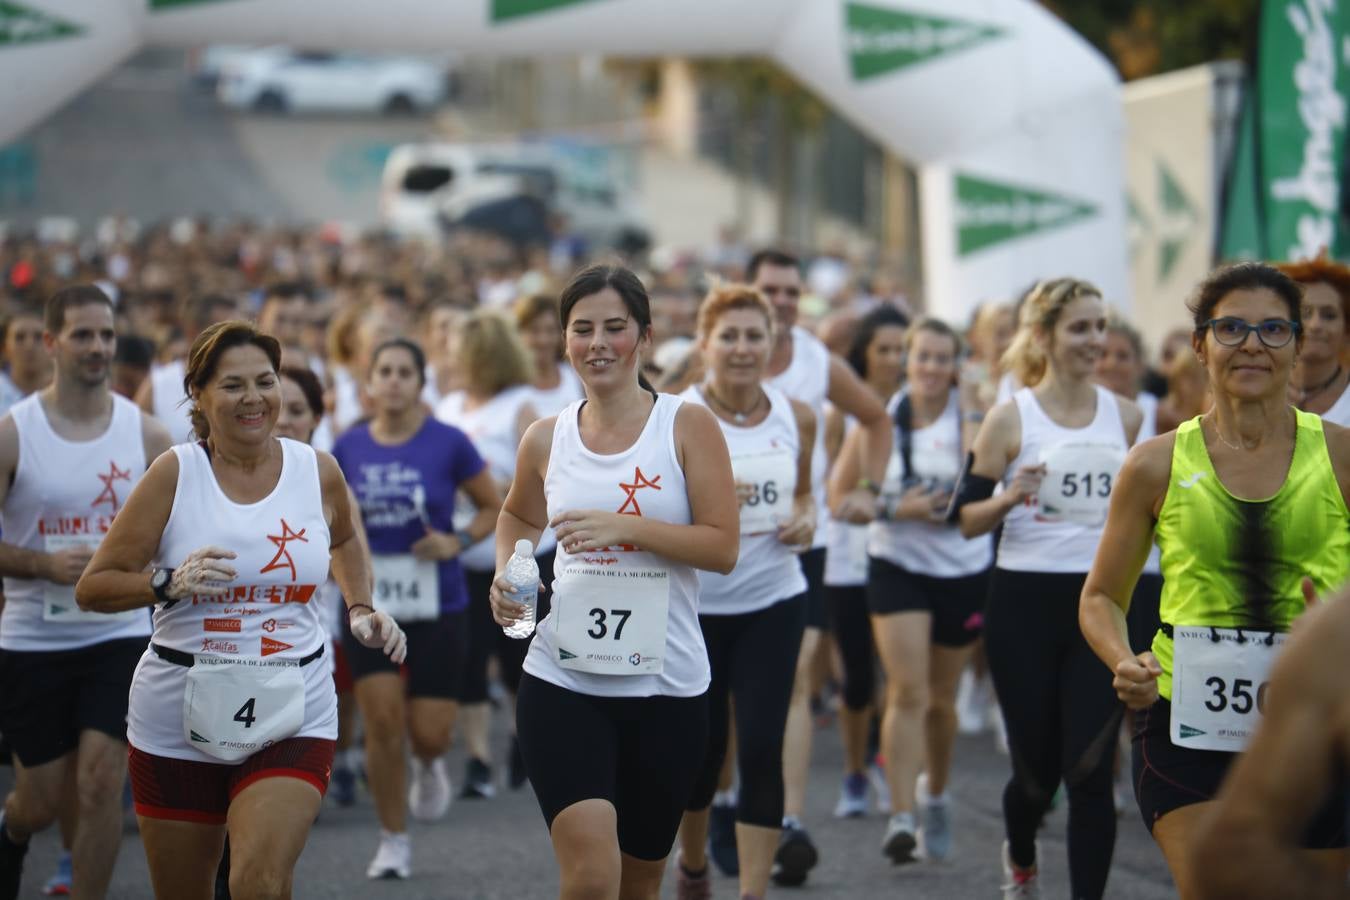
[1200,317,1301,348]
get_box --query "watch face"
[152,569,169,589]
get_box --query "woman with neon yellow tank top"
[1081,262,1350,900]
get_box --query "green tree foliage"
[1040,0,1260,79]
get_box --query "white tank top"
[681,384,807,614]
[150,360,194,445]
[0,394,152,651]
[996,385,1129,573]
[127,438,336,761]
[1320,383,1350,427]
[823,410,869,588]
[1135,391,1159,442]
[870,389,994,578]
[528,363,585,419]
[436,385,556,569]
[525,393,708,698]
[766,326,831,549]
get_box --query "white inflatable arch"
[0,0,1128,319]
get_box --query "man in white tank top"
[0,286,172,900]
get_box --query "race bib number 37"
[1170,626,1286,752]
[553,566,669,675]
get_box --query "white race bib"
[42,534,142,625]
[1170,626,1286,752]
[371,554,439,623]
[183,656,306,762]
[553,565,668,675]
[1036,441,1126,526]
[732,449,796,535]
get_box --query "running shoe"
[508,735,529,790]
[1000,840,1041,899]
[673,851,712,900]
[707,803,739,876]
[40,851,70,896]
[881,812,917,865]
[0,813,29,900]
[832,771,869,819]
[771,820,817,887]
[915,772,953,861]
[366,831,412,880]
[329,765,357,808]
[408,757,452,822]
[460,757,496,799]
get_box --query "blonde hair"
[1001,278,1102,387]
[696,284,775,339]
[456,309,534,397]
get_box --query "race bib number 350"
[1170,626,1286,752]
[1037,442,1126,527]
[553,566,669,675]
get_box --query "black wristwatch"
[150,567,175,604]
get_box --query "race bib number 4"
[731,449,796,535]
[183,656,306,763]
[1170,626,1286,752]
[553,566,669,675]
[371,554,439,623]
[42,534,142,625]
[1036,442,1126,527]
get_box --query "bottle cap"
[514,539,534,556]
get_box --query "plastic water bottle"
[502,539,539,639]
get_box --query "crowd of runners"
[0,221,1346,900]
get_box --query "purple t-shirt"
[333,417,485,614]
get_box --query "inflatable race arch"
[0,0,1129,320]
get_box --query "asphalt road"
[1,704,1176,899]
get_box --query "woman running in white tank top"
[77,322,406,900]
[488,265,739,900]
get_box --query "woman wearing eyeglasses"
[1080,263,1350,899]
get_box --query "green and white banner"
[1220,0,1350,262]
[0,0,1127,323]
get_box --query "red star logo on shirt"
[260,518,308,582]
[92,461,131,513]
[616,467,661,517]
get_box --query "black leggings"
[826,585,874,712]
[460,552,555,703]
[984,568,1122,900]
[687,594,806,828]
[516,673,708,861]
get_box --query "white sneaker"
[366,831,411,880]
[955,668,989,735]
[868,758,891,815]
[1000,840,1041,898]
[915,773,952,862]
[408,757,452,822]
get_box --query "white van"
[379,141,649,251]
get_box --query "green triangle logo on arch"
[956,173,1098,256]
[1157,160,1198,281]
[492,0,605,23]
[0,1,81,46]
[846,2,1005,81]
